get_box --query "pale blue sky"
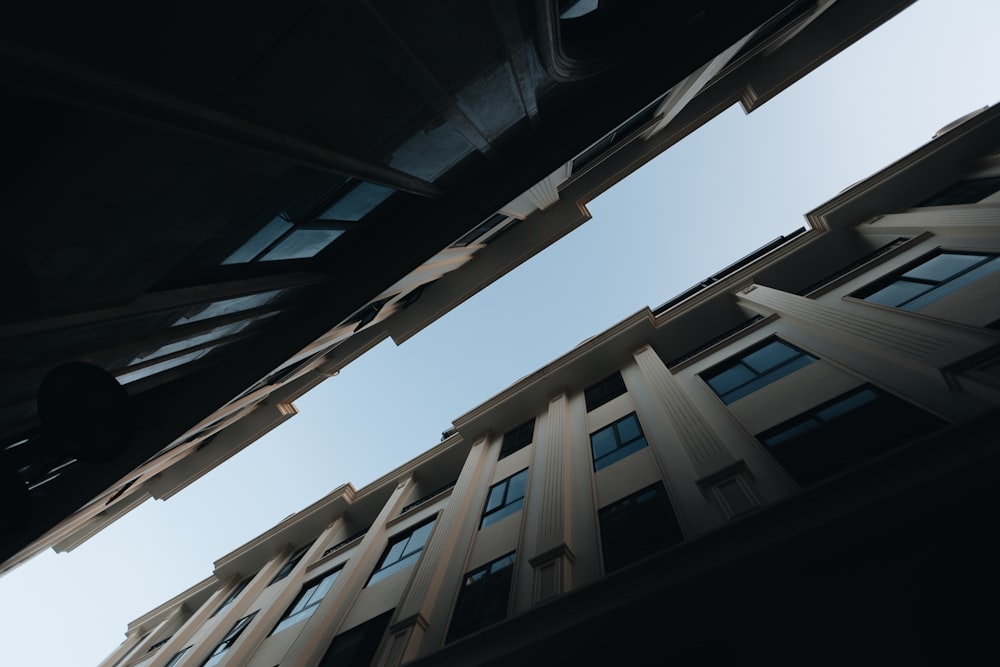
[2,2,998,664]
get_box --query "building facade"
[102,104,1000,666]
[1,0,917,573]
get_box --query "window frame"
[269,542,314,585]
[583,372,628,412]
[164,645,192,667]
[210,575,253,617]
[589,412,648,471]
[852,249,1000,312]
[366,516,437,587]
[446,551,517,643]
[480,469,529,528]
[499,419,535,459]
[598,483,683,574]
[701,336,817,405]
[201,611,257,667]
[270,567,343,636]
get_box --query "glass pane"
[260,228,344,261]
[590,426,618,459]
[506,469,528,502]
[615,414,642,443]
[762,419,820,447]
[222,216,293,264]
[864,279,930,307]
[742,340,798,374]
[705,364,755,395]
[484,484,506,513]
[724,354,816,403]
[903,256,1000,311]
[405,520,435,553]
[381,540,407,567]
[594,437,646,471]
[136,320,254,363]
[173,289,285,326]
[319,183,394,221]
[115,346,218,385]
[490,553,515,573]
[903,253,986,282]
[816,388,878,422]
[481,498,523,527]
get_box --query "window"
[164,646,192,667]
[317,610,394,667]
[202,612,257,667]
[146,637,173,653]
[584,372,627,411]
[499,419,535,459]
[271,568,342,635]
[590,413,647,471]
[917,175,1000,207]
[702,337,817,404]
[598,483,683,573]
[446,552,516,642]
[367,517,436,586]
[854,251,1000,312]
[270,543,313,585]
[210,576,252,617]
[757,385,947,486]
[480,469,528,528]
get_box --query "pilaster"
[376,438,494,665]
[288,476,416,667]
[633,344,735,478]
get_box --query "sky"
[1,1,999,665]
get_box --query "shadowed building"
[0,1,916,573]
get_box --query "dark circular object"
[0,462,30,533]
[37,362,135,463]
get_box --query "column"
[219,519,346,667]
[175,545,293,667]
[737,284,997,377]
[376,438,493,665]
[528,393,574,603]
[288,476,416,667]
[858,204,1000,243]
[633,344,736,479]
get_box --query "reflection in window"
[446,552,516,642]
[260,229,345,261]
[481,469,528,528]
[598,483,683,573]
[857,251,1000,311]
[367,518,436,586]
[702,338,817,404]
[115,345,221,385]
[223,215,293,264]
[319,182,394,221]
[590,413,648,471]
[757,385,947,486]
[271,568,342,635]
[172,289,286,327]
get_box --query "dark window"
[270,543,313,585]
[757,385,947,486]
[499,419,535,459]
[572,103,659,173]
[598,483,683,573]
[446,552,516,643]
[211,576,252,617]
[917,176,1000,207]
[271,568,342,635]
[584,372,627,411]
[317,610,394,667]
[146,637,172,653]
[450,212,510,247]
[367,517,436,586]
[590,413,648,471]
[202,612,257,667]
[481,470,528,528]
[164,646,192,667]
[854,251,1000,312]
[702,337,817,404]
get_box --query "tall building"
[0,1,916,572]
[100,103,1000,667]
